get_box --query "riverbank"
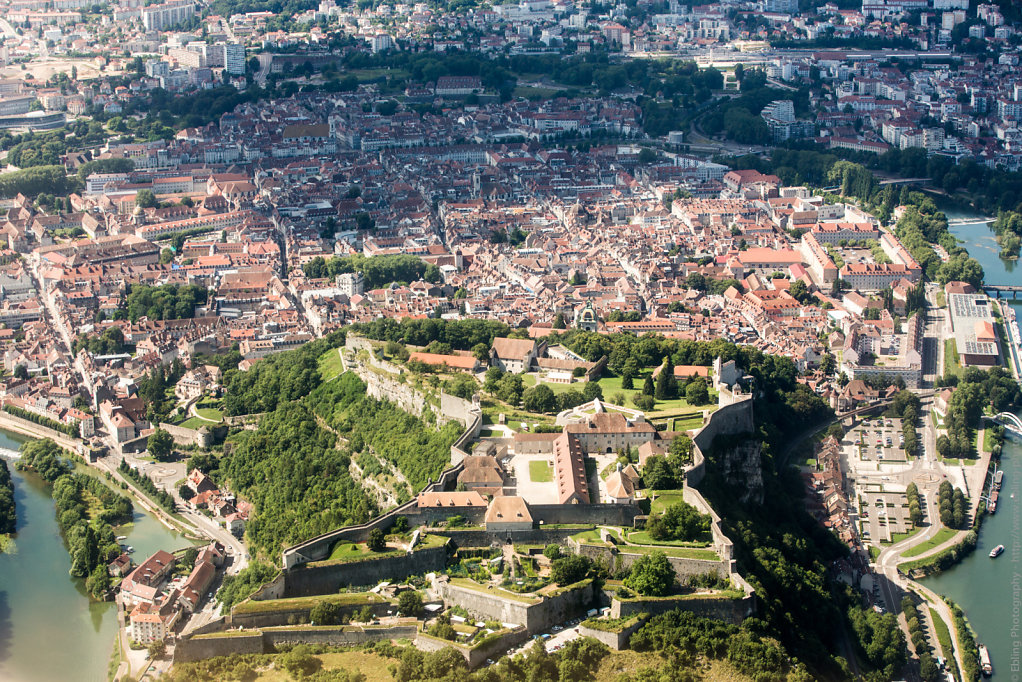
[920,213,1022,679]
[0,429,186,682]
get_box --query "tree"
[428,614,457,640]
[642,374,655,396]
[310,600,342,625]
[135,189,157,209]
[523,384,557,413]
[655,358,674,400]
[582,381,603,402]
[685,379,710,406]
[397,590,424,617]
[646,502,711,542]
[367,527,386,552]
[178,483,194,501]
[543,544,562,560]
[13,364,28,380]
[643,456,678,490]
[496,373,524,406]
[147,640,166,660]
[278,644,319,678]
[624,551,675,596]
[550,554,592,585]
[147,429,174,462]
[788,279,810,303]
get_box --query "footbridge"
[988,412,1022,437]
[983,284,1022,299]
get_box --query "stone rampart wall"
[283,546,449,597]
[578,616,650,650]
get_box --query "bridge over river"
[982,284,1022,299]
[987,412,1022,438]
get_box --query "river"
[0,430,188,682]
[921,212,1022,678]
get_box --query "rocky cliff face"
[711,438,764,506]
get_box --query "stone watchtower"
[575,301,598,332]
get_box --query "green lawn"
[595,374,714,413]
[619,544,719,561]
[176,417,206,430]
[881,527,923,546]
[233,592,385,615]
[529,460,552,482]
[626,531,711,548]
[944,338,962,378]
[318,348,344,381]
[663,414,705,432]
[900,527,958,558]
[325,541,400,563]
[570,529,607,544]
[195,407,222,422]
[936,291,946,308]
[649,491,687,515]
[983,428,997,454]
[928,606,957,677]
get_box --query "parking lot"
[844,418,910,464]
[858,489,912,543]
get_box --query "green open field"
[899,527,958,558]
[529,460,553,482]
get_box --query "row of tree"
[847,598,908,682]
[901,597,943,682]
[938,480,969,530]
[2,403,79,438]
[118,459,175,513]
